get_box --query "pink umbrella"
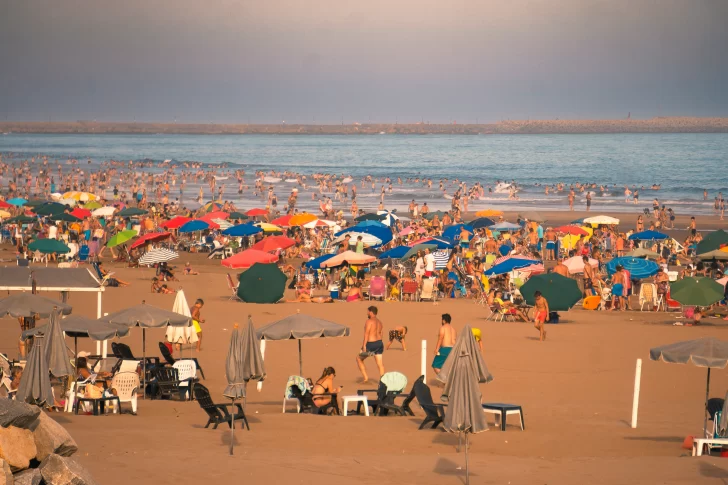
[221,249,278,269]
[399,226,427,236]
[320,250,376,268]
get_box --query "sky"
[2,0,728,123]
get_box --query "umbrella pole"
[143,328,147,400]
[465,432,470,485]
[298,340,303,377]
[705,367,711,436]
[230,398,235,456]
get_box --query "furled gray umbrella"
[16,335,54,406]
[256,311,350,376]
[0,293,72,318]
[438,326,492,485]
[650,337,728,435]
[102,301,191,396]
[43,309,75,378]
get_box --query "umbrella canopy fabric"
[254,222,284,233]
[237,263,287,303]
[555,225,589,236]
[228,211,249,220]
[223,223,263,237]
[117,207,148,217]
[304,253,336,270]
[290,213,318,227]
[355,213,381,222]
[161,216,192,229]
[246,208,268,217]
[605,257,659,279]
[423,210,448,220]
[437,325,493,388]
[166,290,197,345]
[258,313,351,340]
[484,258,540,276]
[6,197,28,206]
[16,335,53,406]
[320,250,376,268]
[475,209,503,217]
[398,226,427,236]
[138,248,179,265]
[0,200,11,209]
[22,315,130,341]
[697,230,728,255]
[583,215,620,225]
[106,229,138,248]
[470,217,495,229]
[378,246,411,260]
[4,214,35,224]
[222,249,278,269]
[521,273,582,311]
[562,256,598,274]
[408,237,454,249]
[699,250,728,261]
[629,230,668,241]
[92,206,116,217]
[336,224,392,247]
[42,310,75,378]
[224,317,266,400]
[68,207,90,219]
[62,191,97,201]
[303,219,335,229]
[83,201,103,210]
[670,277,724,307]
[377,211,399,227]
[34,202,67,216]
[334,231,382,247]
[130,232,171,249]
[489,221,522,231]
[625,248,661,259]
[102,302,191,328]
[52,213,82,223]
[251,235,295,253]
[355,220,388,229]
[271,214,293,227]
[203,211,229,220]
[179,220,210,233]
[442,224,474,241]
[402,243,437,260]
[650,337,728,368]
[0,293,72,318]
[28,238,70,254]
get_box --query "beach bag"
[547,312,560,324]
[84,384,103,399]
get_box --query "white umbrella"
[583,215,620,225]
[303,219,336,229]
[139,248,179,265]
[166,290,198,349]
[562,256,599,274]
[211,218,233,230]
[377,210,399,227]
[92,206,116,217]
[334,232,382,246]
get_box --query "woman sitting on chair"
[312,367,341,414]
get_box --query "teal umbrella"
[402,243,437,260]
[34,203,67,216]
[28,238,70,254]
[237,263,287,303]
[521,273,582,311]
[3,214,35,224]
[118,207,148,217]
[53,213,82,223]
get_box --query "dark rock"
[12,468,42,485]
[0,401,40,430]
[39,455,97,485]
[0,427,36,472]
[32,413,77,462]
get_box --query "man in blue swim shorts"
[356,306,385,383]
[610,265,625,311]
[432,313,457,373]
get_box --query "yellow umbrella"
[289,213,317,227]
[476,209,503,217]
[720,246,728,253]
[0,209,11,218]
[560,234,582,250]
[62,191,97,201]
[255,222,283,233]
[581,226,594,241]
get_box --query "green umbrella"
[25,199,51,208]
[237,263,287,303]
[520,273,581,311]
[28,238,70,254]
[53,213,82,223]
[228,211,249,220]
[3,214,35,224]
[34,202,67,216]
[423,210,447,221]
[83,201,103,210]
[697,230,728,255]
[106,229,138,248]
[670,277,724,307]
[625,248,661,260]
[118,207,148,217]
[402,243,437,260]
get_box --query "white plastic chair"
[173,360,198,400]
[110,372,140,415]
[639,283,657,311]
[283,375,308,413]
[69,373,98,413]
[419,278,438,302]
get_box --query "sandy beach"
[1,209,728,484]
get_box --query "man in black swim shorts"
[355,306,385,383]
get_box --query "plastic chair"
[173,360,199,400]
[419,277,438,302]
[283,375,309,413]
[110,372,140,415]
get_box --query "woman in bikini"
[312,367,342,414]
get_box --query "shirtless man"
[610,265,625,311]
[582,255,597,296]
[533,291,549,341]
[355,306,385,383]
[553,259,569,277]
[544,227,557,260]
[432,314,457,373]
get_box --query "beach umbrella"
[257,311,350,376]
[131,231,172,249]
[561,256,598,274]
[438,326,492,485]
[236,263,287,303]
[355,213,381,222]
[202,201,223,212]
[442,224,474,241]
[336,224,392,247]
[670,277,724,307]
[353,220,389,230]
[203,211,229,221]
[475,209,503,217]
[139,247,179,266]
[320,250,376,268]
[251,235,295,253]
[25,199,48,208]
[3,214,35,224]
[303,219,335,229]
[629,230,668,241]
[223,323,245,455]
[83,201,103,210]
[62,191,97,201]
[605,257,659,279]
[161,216,191,229]
[223,223,263,237]
[53,213,82,223]
[92,206,116,217]
[0,209,11,218]
[570,217,586,224]
[222,249,278,269]
[42,309,75,378]
[377,211,399,227]
[378,246,410,260]
[118,207,148,217]
[559,234,582,250]
[402,243,437,260]
[334,231,383,247]
[650,337,728,435]
[484,258,540,276]
[166,289,197,351]
[179,219,210,233]
[583,215,620,225]
[206,218,232,230]
[698,250,728,261]
[0,200,11,209]
[34,202,67,216]
[7,197,28,206]
[304,253,336,270]
[554,225,589,236]
[470,217,495,229]
[106,229,138,248]
[489,221,521,232]
[697,230,728,255]
[254,222,283,233]
[423,210,448,221]
[70,207,92,219]
[290,213,318,227]
[398,226,427,236]
[28,238,70,255]
[625,248,661,260]
[408,237,454,249]
[16,335,53,406]
[0,293,72,318]
[246,208,268,217]
[521,273,582,311]
[271,214,293,227]
[57,199,77,207]
[519,211,545,222]
[228,211,249,221]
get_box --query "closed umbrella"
[166,290,198,350]
[16,334,53,406]
[0,293,72,318]
[521,273,582,311]
[43,309,75,378]
[257,311,349,376]
[223,323,245,455]
[139,248,179,266]
[237,263,287,303]
[670,277,724,307]
[650,337,728,435]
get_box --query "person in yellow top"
[471,328,483,351]
[493,290,529,322]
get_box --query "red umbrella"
[0,200,10,209]
[270,215,293,227]
[251,235,295,253]
[555,225,589,236]
[221,249,278,269]
[130,232,171,249]
[161,216,192,229]
[246,208,268,217]
[203,211,229,220]
[70,207,92,219]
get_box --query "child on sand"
[533,291,549,341]
[151,277,174,294]
[183,262,198,275]
[191,299,205,352]
[386,326,408,351]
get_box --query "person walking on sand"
[355,306,384,383]
[191,298,205,352]
[432,314,457,374]
[533,291,549,341]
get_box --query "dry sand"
[2,210,728,484]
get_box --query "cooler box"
[329,285,339,299]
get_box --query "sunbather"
[97,262,130,287]
[151,277,174,294]
[312,366,342,414]
[183,262,198,275]
[287,294,334,303]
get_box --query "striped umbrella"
[211,218,233,230]
[605,257,659,279]
[139,248,179,265]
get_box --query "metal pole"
[257,340,266,392]
[465,432,470,485]
[230,398,235,456]
[142,328,147,399]
[421,339,427,385]
[298,340,303,376]
[631,358,642,428]
[704,368,711,436]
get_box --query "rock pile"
[0,400,97,485]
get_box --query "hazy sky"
[2,0,728,123]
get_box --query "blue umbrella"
[421,237,455,250]
[489,222,522,232]
[377,211,399,227]
[628,230,668,241]
[485,258,541,276]
[378,246,410,260]
[498,244,511,256]
[355,220,389,229]
[442,224,474,240]
[223,223,263,237]
[336,224,393,247]
[571,218,585,224]
[471,217,495,229]
[304,253,336,270]
[179,220,210,233]
[605,257,659,279]
[7,197,27,206]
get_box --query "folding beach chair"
[419,277,438,302]
[368,276,386,301]
[226,273,242,301]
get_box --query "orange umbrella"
[476,209,503,217]
[221,249,278,269]
[320,250,376,268]
[251,235,295,252]
[554,225,589,236]
[246,208,268,217]
[289,213,318,227]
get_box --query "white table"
[342,395,369,416]
[692,438,728,456]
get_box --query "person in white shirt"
[424,248,436,277]
[48,223,58,240]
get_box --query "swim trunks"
[389,330,405,342]
[535,311,548,323]
[612,283,624,297]
[192,319,202,333]
[432,346,452,369]
[546,241,556,250]
[365,340,384,356]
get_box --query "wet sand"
[1,211,728,484]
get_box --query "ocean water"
[1,133,727,215]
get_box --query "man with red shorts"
[533,291,549,342]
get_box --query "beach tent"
[222,249,278,269]
[236,263,287,303]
